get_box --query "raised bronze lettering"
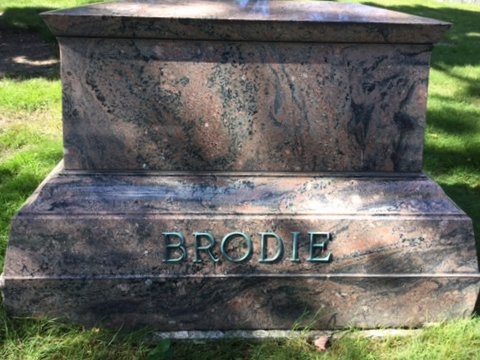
[161,231,333,263]
[162,232,187,263]
[220,232,253,263]
[290,231,300,262]
[307,232,332,262]
[193,232,219,263]
[259,232,284,263]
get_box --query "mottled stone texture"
[3,166,479,329]
[2,0,479,330]
[60,39,431,172]
[43,0,452,172]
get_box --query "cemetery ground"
[1,0,480,358]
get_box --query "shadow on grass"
[362,3,480,98]
[0,296,162,360]
[0,1,479,335]
[0,7,54,40]
[0,7,59,79]
[427,99,480,136]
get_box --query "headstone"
[2,0,479,330]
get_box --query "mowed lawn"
[0,0,479,359]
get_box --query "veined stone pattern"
[2,0,478,330]
[60,39,430,172]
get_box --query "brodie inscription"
[163,231,332,264]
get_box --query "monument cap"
[42,0,450,43]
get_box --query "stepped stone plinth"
[2,0,479,330]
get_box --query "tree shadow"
[0,7,55,39]
[0,7,59,79]
[362,3,480,94]
[1,0,479,330]
[426,97,480,135]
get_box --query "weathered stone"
[2,0,478,330]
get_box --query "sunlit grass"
[0,80,63,267]
[0,0,101,39]
[0,307,157,360]
[0,78,61,112]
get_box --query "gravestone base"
[3,163,479,330]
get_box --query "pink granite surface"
[44,0,448,172]
[6,277,479,330]
[5,169,477,277]
[3,165,479,329]
[60,38,431,172]
[3,1,478,331]
[42,0,449,43]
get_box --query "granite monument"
[2,0,479,330]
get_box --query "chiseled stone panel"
[60,38,431,172]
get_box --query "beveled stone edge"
[42,19,450,44]
[59,169,430,179]
[14,163,471,218]
[40,1,450,43]
[21,160,64,207]
[150,328,423,341]
[5,273,480,281]
[40,162,433,179]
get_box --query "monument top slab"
[42,0,449,43]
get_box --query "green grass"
[1,0,480,359]
[0,78,61,111]
[0,309,158,359]
[0,0,100,39]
